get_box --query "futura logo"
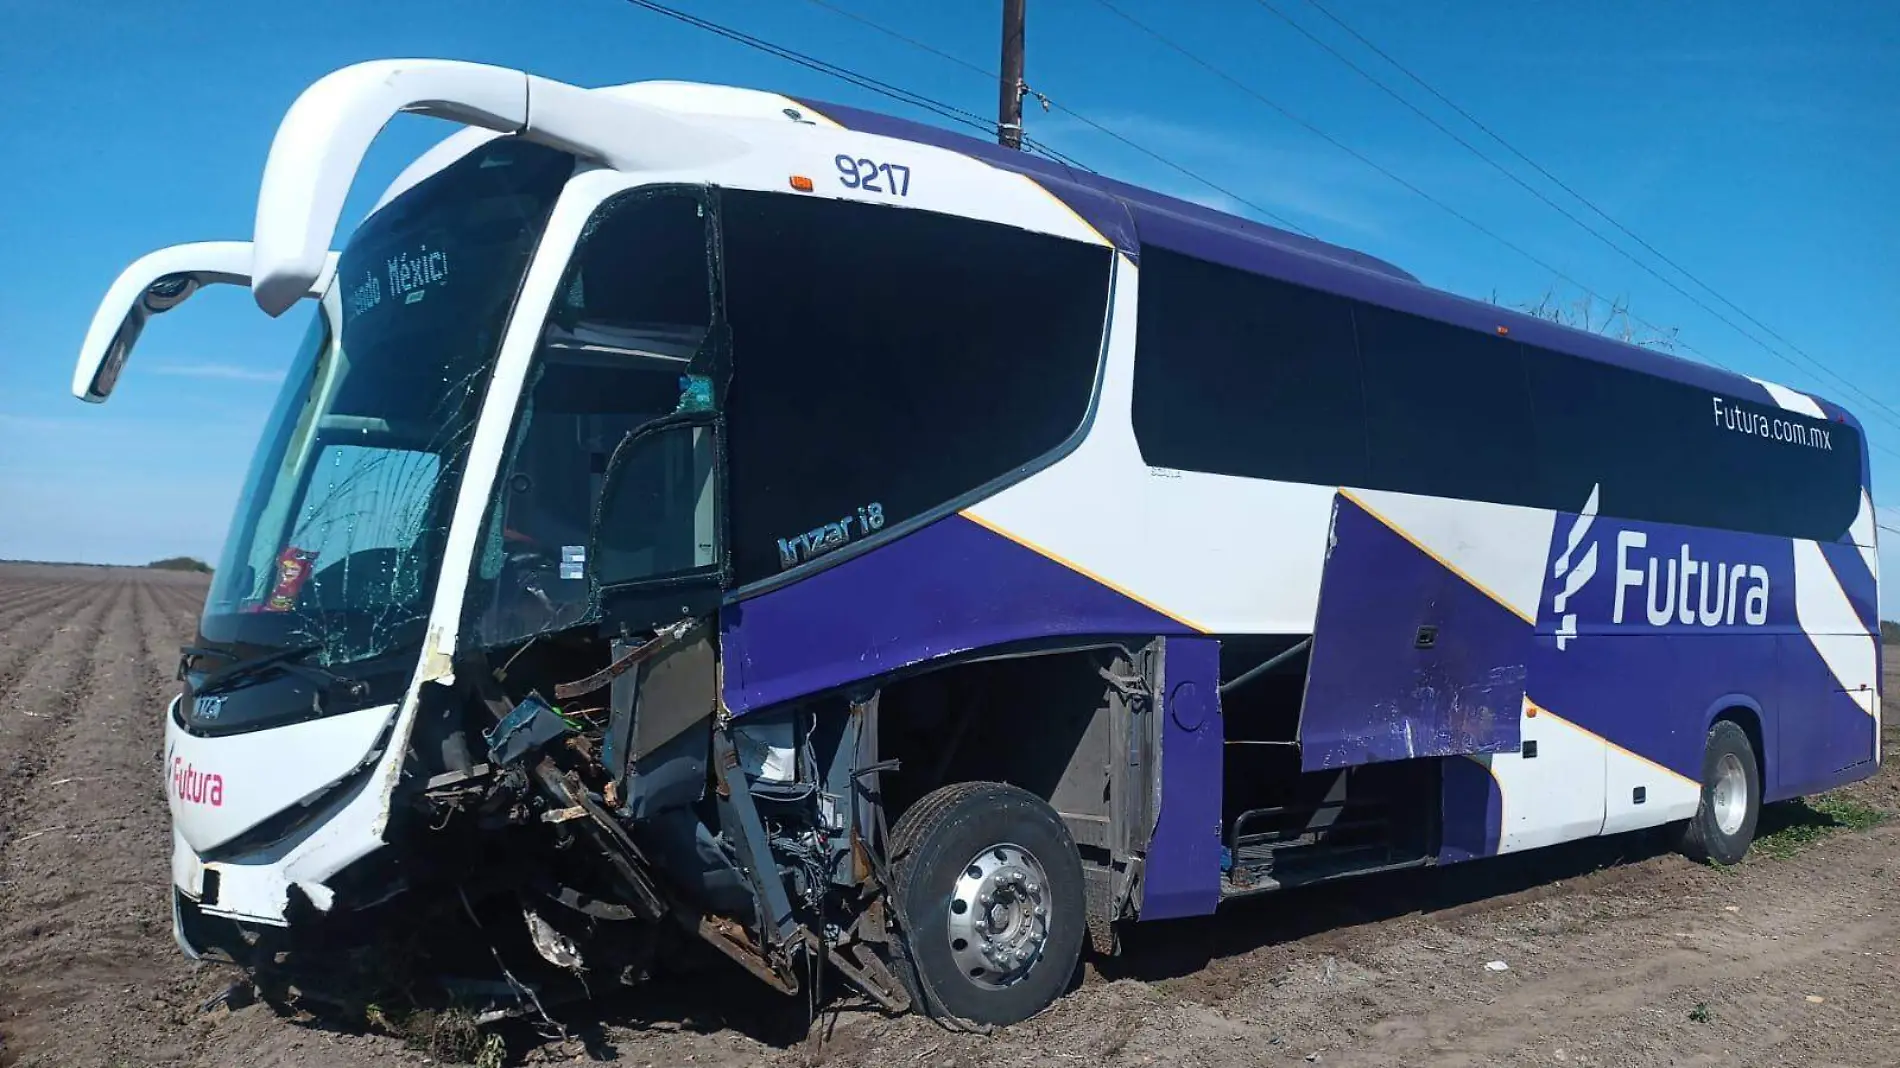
[1548,483,1773,652]
[166,740,224,808]
[1550,485,1600,651]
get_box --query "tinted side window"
[1126,249,1862,539]
[1355,304,1536,505]
[1131,248,1368,486]
[721,192,1112,585]
[1530,352,1862,539]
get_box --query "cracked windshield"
[197,138,573,665]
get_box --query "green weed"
[1753,795,1884,860]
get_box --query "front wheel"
[887,781,1085,1026]
[1679,719,1761,865]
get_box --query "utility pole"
[998,0,1026,149]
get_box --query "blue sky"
[1,2,1896,603]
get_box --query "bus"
[77,59,1879,1027]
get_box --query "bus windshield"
[198,138,573,666]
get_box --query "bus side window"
[1130,247,1370,489]
[718,193,1112,586]
[1354,304,1536,505]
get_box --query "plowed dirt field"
[2,562,1896,1067]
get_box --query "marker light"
[790,175,814,192]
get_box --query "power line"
[1295,0,1900,429]
[793,0,1317,237]
[1240,0,1861,398]
[783,0,1082,168]
[1089,1,1708,360]
[1043,103,1316,238]
[1089,2,1900,467]
[618,0,1087,171]
[624,0,1900,467]
[799,0,993,79]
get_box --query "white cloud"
[149,363,283,383]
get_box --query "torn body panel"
[1299,493,1529,770]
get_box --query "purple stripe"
[720,514,1191,714]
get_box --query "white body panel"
[1486,708,1605,853]
[1794,540,1880,759]
[966,255,1335,633]
[164,697,398,922]
[1486,699,1702,854]
[1602,737,1702,835]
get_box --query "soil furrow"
[0,576,195,1067]
[0,584,98,680]
[0,584,122,811]
[131,581,183,716]
[0,582,89,631]
[152,581,207,632]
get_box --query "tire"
[1679,720,1761,865]
[887,781,1085,1026]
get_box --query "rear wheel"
[887,781,1085,1025]
[1679,720,1761,865]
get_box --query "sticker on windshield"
[261,546,317,613]
[560,545,586,581]
[776,502,885,571]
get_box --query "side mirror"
[72,241,338,403]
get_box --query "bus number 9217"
[835,153,910,196]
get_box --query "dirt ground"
[3,561,1898,1068]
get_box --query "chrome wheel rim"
[946,842,1051,990]
[1712,752,1749,836]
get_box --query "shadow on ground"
[1099,826,1683,985]
[228,821,1745,1061]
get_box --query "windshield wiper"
[196,643,366,698]
[177,645,238,681]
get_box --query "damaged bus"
[75,59,1880,1025]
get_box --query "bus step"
[1222,842,1425,898]
[1228,798,1388,842]
[1232,814,1388,852]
